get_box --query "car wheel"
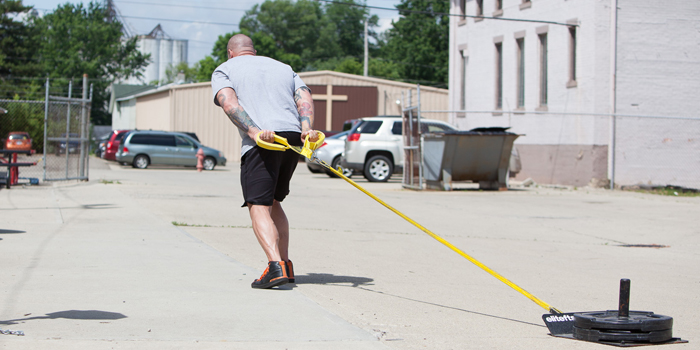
[364,155,393,182]
[327,156,352,178]
[203,156,216,170]
[133,155,149,169]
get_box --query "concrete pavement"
[1,157,698,349]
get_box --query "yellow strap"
[255,131,325,159]
[321,159,562,314]
[254,131,562,313]
[256,133,290,151]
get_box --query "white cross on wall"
[312,84,348,130]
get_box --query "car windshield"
[352,120,382,134]
[422,122,456,133]
[9,134,28,140]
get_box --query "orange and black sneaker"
[285,260,295,283]
[251,261,289,289]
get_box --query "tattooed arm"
[216,87,273,142]
[294,86,318,142]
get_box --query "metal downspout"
[609,0,618,190]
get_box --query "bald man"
[212,34,318,289]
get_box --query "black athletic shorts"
[240,131,302,207]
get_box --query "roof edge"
[298,70,448,92]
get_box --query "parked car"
[5,131,32,151]
[93,133,111,158]
[102,130,131,161]
[176,131,200,142]
[342,119,361,131]
[56,133,81,155]
[341,116,457,182]
[116,130,226,170]
[305,130,353,178]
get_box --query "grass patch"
[99,179,121,184]
[623,185,700,197]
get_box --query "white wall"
[449,0,611,144]
[615,0,700,118]
[112,99,136,130]
[448,0,700,188]
[612,0,700,189]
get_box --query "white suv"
[340,116,457,182]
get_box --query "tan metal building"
[125,71,449,162]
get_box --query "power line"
[315,0,577,27]
[120,15,238,27]
[115,0,249,12]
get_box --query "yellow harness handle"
[255,131,325,159]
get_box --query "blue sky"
[24,0,403,65]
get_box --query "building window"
[476,0,484,19]
[568,26,577,87]
[516,38,525,109]
[495,43,503,110]
[539,33,548,108]
[459,0,467,25]
[520,0,532,10]
[494,0,503,16]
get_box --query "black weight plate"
[573,326,673,343]
[574,310,673,332]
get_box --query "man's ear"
[227,49,234,59]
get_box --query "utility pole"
[364,19,369,77]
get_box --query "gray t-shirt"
[211,55,307,156]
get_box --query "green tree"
[196,0,380,81]
[162,61,197,85]
[195,55,219,83]
[0,0,34,76]
[322,0,377,59]
[240,0,376,67]
[240,0,323,64]
[31,1,149,124]
[381,0,449,87]
[368,58,401,80]
[195,29,302,81]
[0,0,42,99]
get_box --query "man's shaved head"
[227,34,256,58]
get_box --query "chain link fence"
[0,99,45,185]
[0,78,92,187]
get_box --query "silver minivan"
[116,131,226,170]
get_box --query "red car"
[5,132,32,151]
[102,130,130,161]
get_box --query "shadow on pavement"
[0,204,117,211]
[0,310,127,325]
[0,229,25,234]
[295,273,374,287]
